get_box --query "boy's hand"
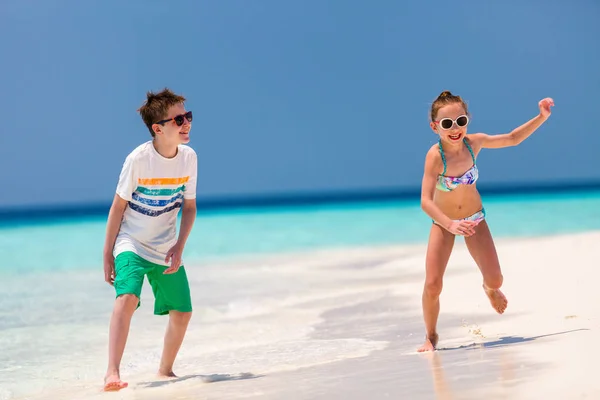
[164,242,184,274]
[104,254,115,285]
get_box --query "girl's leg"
[418,223,456,352]
[464,220,508,314]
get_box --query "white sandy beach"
[2,230,599,400]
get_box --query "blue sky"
[1,0,598,208]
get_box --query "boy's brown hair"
[137,88,186,137]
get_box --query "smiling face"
[137,88,189,142]
[152,103,192,146]
[430,102,469,144]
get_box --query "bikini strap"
[438,139,447,175]
[463,137,476,164]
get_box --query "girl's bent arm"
[420,149,453,230]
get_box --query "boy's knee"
[115,293,139,312]
[170,310,192,325]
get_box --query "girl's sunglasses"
[435,115,469,130]
[156,111,193,127]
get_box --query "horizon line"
[1,180,599,226]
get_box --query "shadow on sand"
[137,372,264,389]
[438,328,590,351]
[424,328,590,399]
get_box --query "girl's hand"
[539,97,554,118]
[448,220,478,236]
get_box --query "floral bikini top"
[436,138,479,192]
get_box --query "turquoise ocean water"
[1,189,599,274]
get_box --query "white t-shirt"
[113,141,197,266]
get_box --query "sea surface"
[0,190,599,274]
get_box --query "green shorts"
[113,251,192,315]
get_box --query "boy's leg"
[147,265,193,377]
[105,252,148,391]
[105,294,138,390]
[160,310,193,377]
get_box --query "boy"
[102,88,197,391]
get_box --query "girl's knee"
[424,279,443,297]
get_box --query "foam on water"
[0,244,417,399]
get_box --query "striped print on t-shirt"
[129,177,189,217]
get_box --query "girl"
[418,91,554,352]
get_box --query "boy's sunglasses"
[156,111,193,127]
[434,115,469,130]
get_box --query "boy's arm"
[163,199,197,274]
[177,199,197,248]
[103,194,128,285]
[103,195,129,259]
[164,149,198,274]
[104,154,137,285]
[179,149,198,248]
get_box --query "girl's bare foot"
[483,284,508,314]
[157,369,178,379]
[103,373,128,391]
[418,332,439,352]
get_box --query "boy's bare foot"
[103,374,128,391]
[483,284,508,314]
[417,332,439,352]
